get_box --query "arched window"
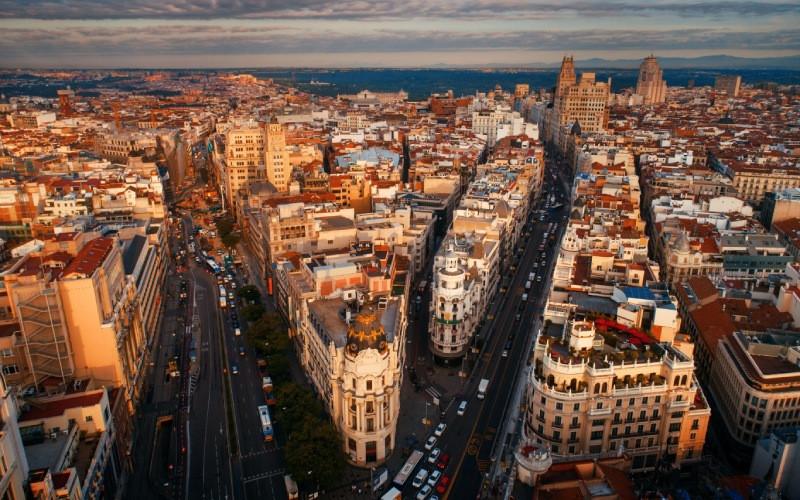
[570,378,577,391]
[681,375,687,386]
[547,375,555,387]
[673,376,680,386]
[594,383,600,394]
[602,382,608,393]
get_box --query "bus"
[392,449,424,490]
[206,258,221,274]
[259,405,274,442]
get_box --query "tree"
[284,417,347,490]
[266,354,291,385]
[221,232,240,249]
[237,285,261,302]
[215,218,234,237]
[242,303,266,322]
[275,383,322,435]
[247,313,288,355]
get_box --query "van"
[412,468,429,488]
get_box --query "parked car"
[427,448,441,464]
[434,422,446,436]
[457,401,467,416]
[437,453,451,469]
[436,476,450,494]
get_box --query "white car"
[427,448,441,464]
[412,469,429,488]
[416,484,432,500]
[234,328,241,336]
[424,436,438,451]
[434,423,446,437]
[457,400,467,416]
[427,469,442,487]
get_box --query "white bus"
[392,449,424,490]
[259,405,274,441]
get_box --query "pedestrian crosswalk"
[426,386,441,399]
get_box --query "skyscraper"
[636,55,667,105]
[552,56,610,135]
[264,117,289,191]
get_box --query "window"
[0,349,13,357]
[655,396,661,404]
[556,402,563,411]
[669,423,681,432]
[629,398,636,406]
[574,403,580,411]
[366,380,373,391]
[590,430,604,440]
[85,415,93,422]
[1,365,19,375]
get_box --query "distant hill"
[430,55,800,70]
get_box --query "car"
[515,313,521,321]
[232,319,239,329]
[412,469,429,488]
[427,469,442,487]
[437,453,451,469]
[537,276,542,282]
[427,448,441,464]
[238,346,246,356]
[436,476,450,494]
[501,350,509,358]
[434,422,446,436]
[505,340,513,350]
[231,281,237,289]
[217,249,223,255]
[457,400,467,416]
[416,484,432,500]
[234,327,241,336]
[424,436,438,451]
[231,364,238,375]
[416,295,422,303]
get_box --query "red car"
[437,453,451,469]
[436,475,450,494]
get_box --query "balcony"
[668,399,690,409]
[552,422,563,429]
[589,406,612,417]
[569,423,581,430]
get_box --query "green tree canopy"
[241,303,266,322]
[284,417,347,490]
[247,312,288,355]
[221,232,240,249]
[265,354,291,385]
[275,383,322,435]
[236,285,261,302]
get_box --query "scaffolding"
[14,282,74,389]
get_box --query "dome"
[346,312,388,357]
[673,231,691,254]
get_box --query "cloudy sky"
[0,0,798,68]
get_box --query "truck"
[263,376,276,405]
[380,487,402,500]
[284,475,299,500]
[529,272,536,281]
[477,378,489,400]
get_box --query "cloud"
[1,24,798,58]
[2,0,799,20]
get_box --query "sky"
[0,0,798,68]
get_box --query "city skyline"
[0,0,798,68]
